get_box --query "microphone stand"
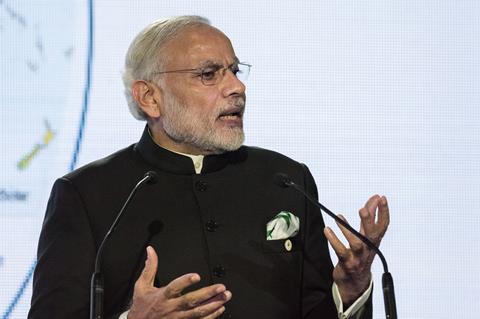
[275,173,397,319]
[90,171,158,319]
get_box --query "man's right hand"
[128,246,232,319]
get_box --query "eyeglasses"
[152,62,251,86]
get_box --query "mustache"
[218,95,246,116]
[231,95,246,107]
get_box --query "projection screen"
[1,1,479,318]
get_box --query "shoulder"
[62,144,146,189]
[241,145,306,171]
[238,146,314,188]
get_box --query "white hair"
[122,16,211,120]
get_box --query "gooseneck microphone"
[273,173,397,319]
[90,171,158,319]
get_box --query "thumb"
[137,246,158,288]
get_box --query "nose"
[221,68,246,97]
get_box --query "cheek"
[188,90,222,116]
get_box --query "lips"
[218,105,244,119]
[217,105,244,128]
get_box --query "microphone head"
[144,171,159,185]
[273,172,294,188]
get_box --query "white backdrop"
[1,1,479,318]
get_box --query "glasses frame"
[151,62,251,86]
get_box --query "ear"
[131,80,163,118]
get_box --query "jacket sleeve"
[28,178,96,318]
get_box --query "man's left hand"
[324,194,390,305]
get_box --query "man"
[29,16,389,319]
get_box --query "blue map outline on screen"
[0,0,93,317]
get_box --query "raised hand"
[324,195,390,304]
[128,246,232,319]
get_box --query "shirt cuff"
[332,278,373,319]
[119,310,129,319]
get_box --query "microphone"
[90,171,158,319]
[274,172,397,319]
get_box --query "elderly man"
[29,16,389,319]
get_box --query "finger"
[202,306,226,319]
[376,195,390,236]
[136,246,158,289]
[324,227,349,261]
[359,206,375,236]
[164,273,201,299]
[336,215,364,253]
[365,194,381,217]
[191,305,226,319]
[178,284,227,310]
[178,290,232,318]
[359,194,381,235]
[360,219,365,236]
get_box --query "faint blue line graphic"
[1,0,94,317]
[1,262,36,319]
[70,0,95,172]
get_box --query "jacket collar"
[134,125,246,175]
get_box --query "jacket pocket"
[262,236,302,253]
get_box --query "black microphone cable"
[274,172,397,319]
[90,171,158,319]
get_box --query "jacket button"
[195,180,208,191]
[206,220,219,232]
[213,265,226,277]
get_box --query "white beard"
[161,92,245,154]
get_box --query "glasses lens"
[200,67,220,86]
[236,63,251,82]
[200,63,251,85]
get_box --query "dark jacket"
[29,127,371,319]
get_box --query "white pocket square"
[266,211,300,240]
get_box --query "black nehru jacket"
[29,126,372,319]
